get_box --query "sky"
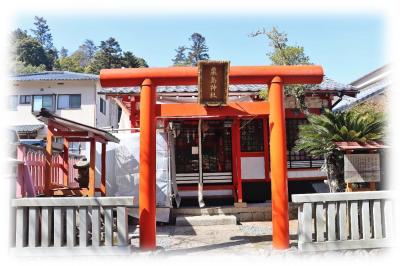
[13,13,386,84]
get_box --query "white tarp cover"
[85,132,171,221]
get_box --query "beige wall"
[8,79,97,138]
[9,80,97,124]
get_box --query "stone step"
[172,203,299,222]
[176,215,237,226]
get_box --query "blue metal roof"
[10,71,98,81]
[98,76,355,94]
[333,78,389,112]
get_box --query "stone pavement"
[128,220,388,257]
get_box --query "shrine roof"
[98,76,356,95]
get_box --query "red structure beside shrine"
[100,65,324,250]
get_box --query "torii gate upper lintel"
[99,65,324,250]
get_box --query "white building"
[8,71,120,149]
[333,65,390,112]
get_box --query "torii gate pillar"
[269,76,289,249]
[139,78,156,250]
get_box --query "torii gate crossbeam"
[100,65,324,250]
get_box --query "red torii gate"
[100,65,324,250]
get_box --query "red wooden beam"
[63,138,69,187]
[100,65,323,87]
[100,143,106,196]
[66,137,91,142]
[44,128,54,195]
[53,131,89,137]
[263,117,270,182]
[89,139,96,197]
[156,102,269,118]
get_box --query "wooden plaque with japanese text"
[344,154,381,183]
[198,61,229,106]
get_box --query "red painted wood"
[263,117,270,182]
[240,151,264,157]
[157,102,269,118]
[100,65,324,87]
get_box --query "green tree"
[85,37,122,74]
[349,101,386,121]
[60,47,68,57]
[30,16,58,70]
[250,27,311,111]
[121,51,148,68]
[77,39,97,67]
[54,54,84,72]
[294,109,385,192]
[187,33,209,66]
[30,16,54,50]
[13,36,50,68]
[11,28,29,41]
[10,60,46,74]
[172,46,189,66]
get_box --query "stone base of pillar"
[234,202,247,208]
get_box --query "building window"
[286,119,308,151]
[19,95,31,104]
[286,118,324,168]
[8,95,18,111]
[240,119,264,152]
[58,94,81,109]
[100,98,106,115]
[32,95,56,112]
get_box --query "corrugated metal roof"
[11,71,98,81]
[98,76,355,94]
[11,124,44,133]
[333,78,389,112]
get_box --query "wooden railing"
[12,197,132,249]
[17,144,82,196]
[292,191,394,251]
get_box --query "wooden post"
[231,119,238,202]
[44,126,54,196]
[139,78,156,250]
[101,142,106,196]
[232,119,243,202]
[263,117,270,181]
[269,76,289,249]
[89,138,96,197]
[130,97,136,133]
[198,119,205,208]
[63,138,69,187]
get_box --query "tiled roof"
[10,71,98,81]
[99,84,267,94]
[11,124,44,133]
[333,78,389,112]
[98,76,355,94]
[309,77,356,92]
[335,141,388,150]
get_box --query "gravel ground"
[128,221,390,257]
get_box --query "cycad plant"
[294,109,386,192]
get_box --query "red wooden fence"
[17,144,83,195]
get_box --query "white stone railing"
[292,191,395,251]
[11,197,133,249]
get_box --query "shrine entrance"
[174,120,233,187]
[100,64,324,251]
